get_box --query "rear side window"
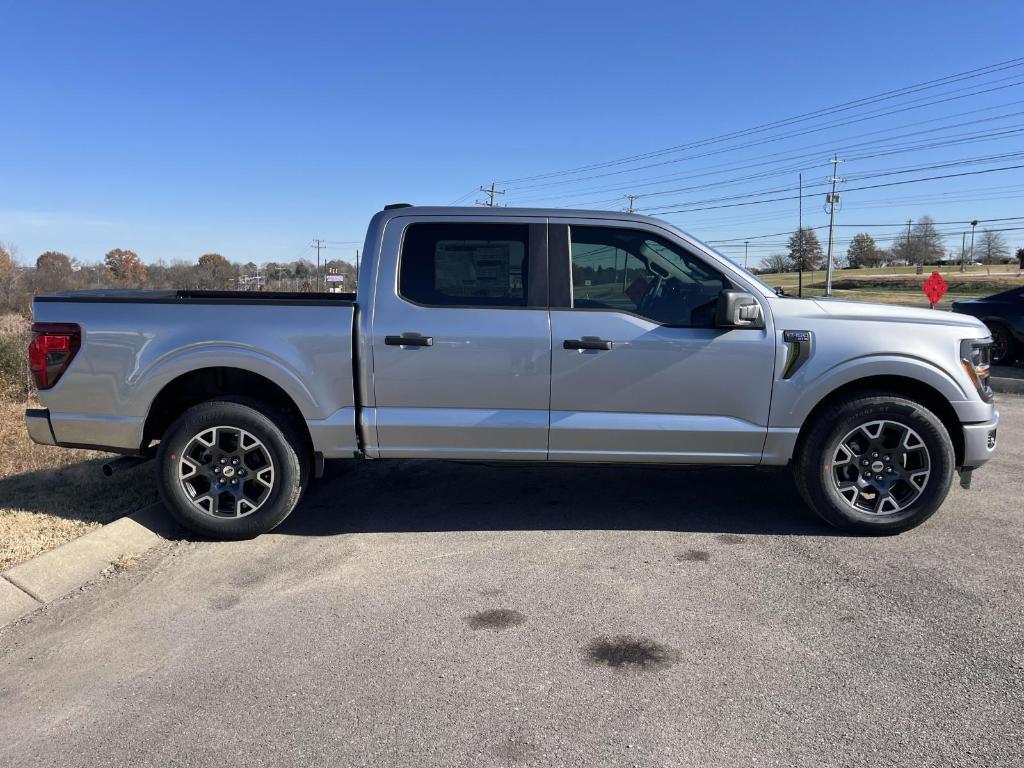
[400,223,528,307]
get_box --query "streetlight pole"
[744,240,749,270]
[970,220,978,268]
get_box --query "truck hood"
[810,298,989,333]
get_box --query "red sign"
[922,271,948,306]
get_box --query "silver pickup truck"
[26,205,998,537]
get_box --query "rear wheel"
[794,393,955,534]
[156,400,308,538]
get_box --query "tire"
[794,393,955,534]
[156,400,308,539]
[986,322,1018,366]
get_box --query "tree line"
[757,216,1023,274]
[0,244,357,313]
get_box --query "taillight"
[28,322,81,389]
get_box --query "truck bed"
[35,289,357,305]
[32,290,359,458]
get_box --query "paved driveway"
[1,397,1022,767]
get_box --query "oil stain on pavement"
[716,533,746,545]
[584,635,680,671]
[675,549,711,562]
[465,608,527,630]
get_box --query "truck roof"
[376,205,670,228]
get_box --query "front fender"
[770,354,971,428]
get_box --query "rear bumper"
[25,407,143,455]
[25,408,57,446]
[961,410,999,469]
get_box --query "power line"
[499,70,1024,193]
[505,103,1024,205]
[497,57,1024,185]
[638,151,1024,214]
[647,162,1024,215]
[448,187,479,205]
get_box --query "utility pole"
[312,239,326,292]
[476,182,505,207]
[798,172,803,297]
[744,241,749,270]
[824,156,845,297]
[624,194,640,213]
[960,232,967,273]
[355,249,360,287]
[969,219,978,268]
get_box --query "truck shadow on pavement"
[278,459,844,537]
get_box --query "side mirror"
[716,289,765,329]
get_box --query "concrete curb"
[991,365,1024,396]
[992,377,1024,396]
[995,378,1024,397]
[0,503,174,629]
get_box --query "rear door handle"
[385,334,433,347]
[563,337,613,351]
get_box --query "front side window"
[400,222,527,307]
[570,226,727,326]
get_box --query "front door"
[548,222,776,463]
[369,217,551,459]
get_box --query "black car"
[952,286,1024,365]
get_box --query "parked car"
[952,287,1024,365]
[26,206,998,537]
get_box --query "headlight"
[960,338,993,402]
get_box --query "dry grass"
[109,552,142,571]
[0,313,28,335]
[0,397,158,570]
[0,314,158,570]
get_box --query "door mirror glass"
[715,290,765,329]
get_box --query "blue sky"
[2,0,1023,269]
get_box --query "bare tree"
[893,217,945,265]
[977,230,1010,275]
[0,241,20,311]
[759,253,791,274]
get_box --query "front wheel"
[794,393,955,534]
[156,400,308,539]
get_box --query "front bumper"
[961,411,999,469]
[25,408,57,446]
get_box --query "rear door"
[547,220,776,463]
[368,216,551,459]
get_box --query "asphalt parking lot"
[1,396,1022,768]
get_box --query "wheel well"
[794,375,965,466]
[143,367,312,456]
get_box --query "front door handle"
[563,337,613,351]
[385,334,433,347]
